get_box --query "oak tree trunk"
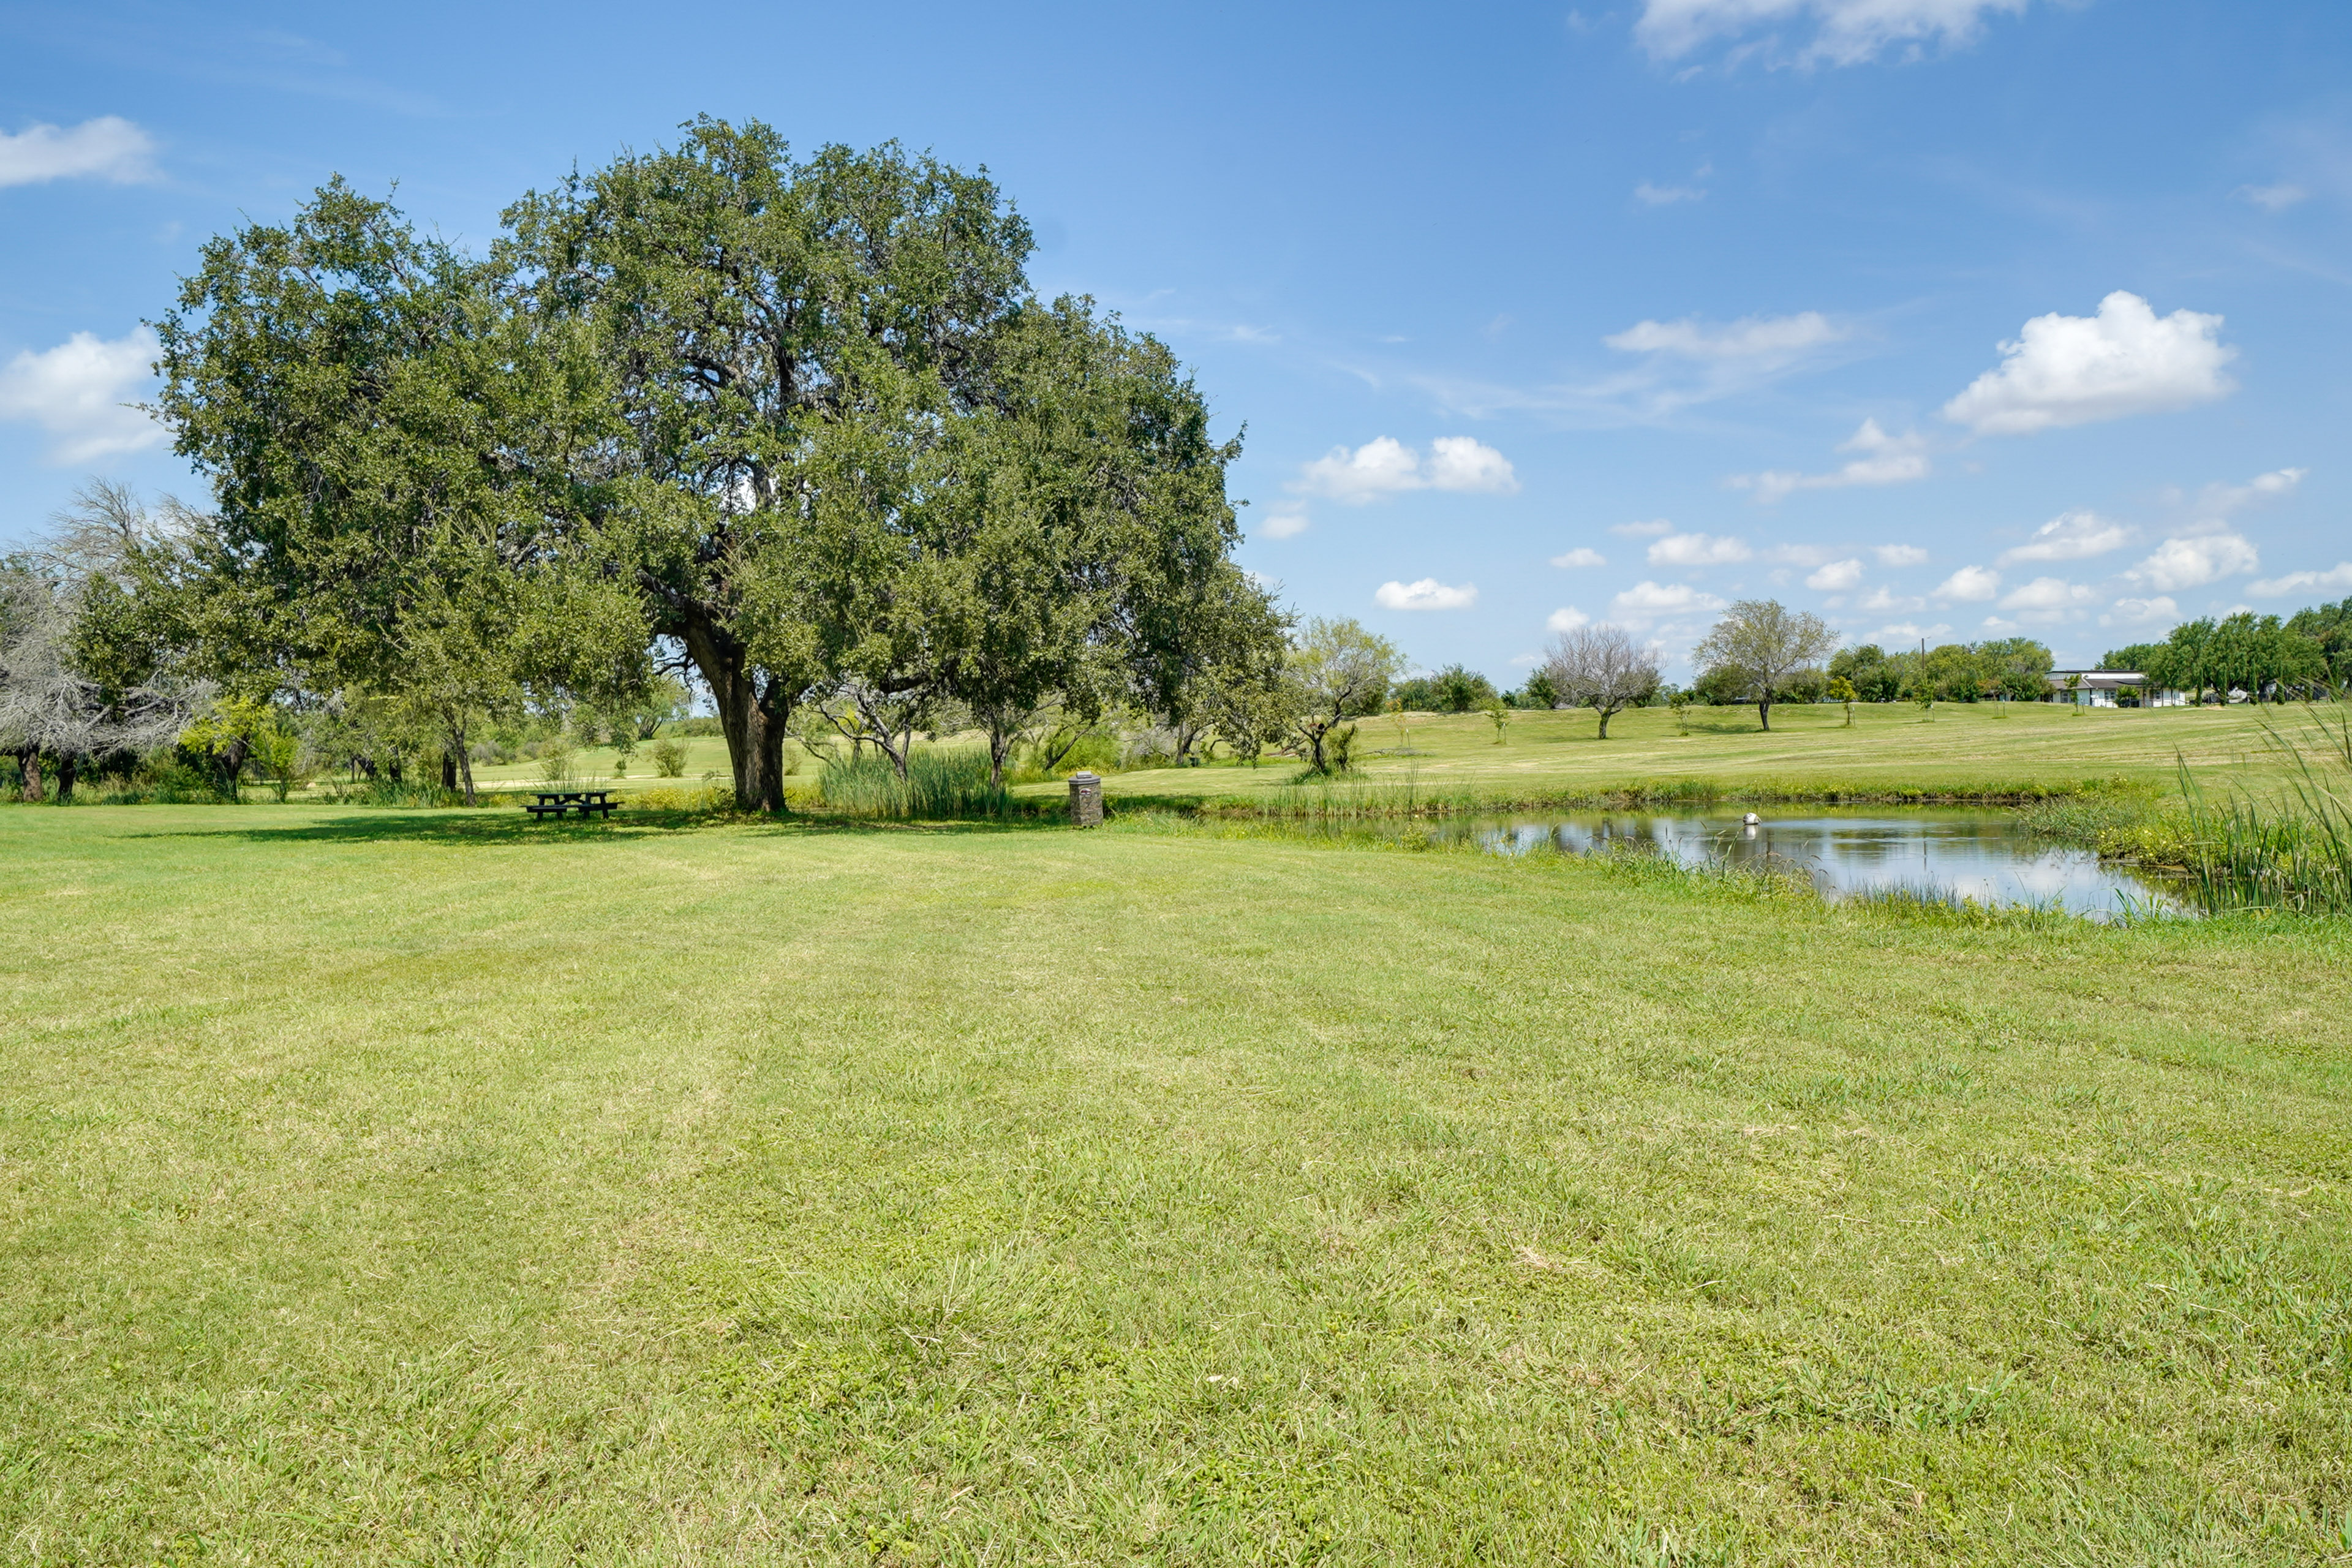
[1757,697,1773,732]
[15,749,42,804]
[682,614,790,813]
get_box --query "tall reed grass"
[818,747,1012,821]
[2174,705,2352,914]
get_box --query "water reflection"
[1441,809,2184,920]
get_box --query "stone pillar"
[1068,771,1104,827]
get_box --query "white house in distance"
[2044,669,2188,707]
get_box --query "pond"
[1428,807,2185,920]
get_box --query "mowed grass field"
[458,701,2330,808]
[3,803,2349,1563]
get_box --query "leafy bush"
[650,739,689,777]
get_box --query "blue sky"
[3,0,2348,679]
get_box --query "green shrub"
[650,739,689,777]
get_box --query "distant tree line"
[2102,603,2346,702]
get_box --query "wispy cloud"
[1634,181,1705,206]
[1732,418,1930,503]
[1414,311,1856,428]
[2235,183,2308,213]
[1549,547,1607,568]
[2248,562,2352,597]
[1635,0,2034,67]
[0,117,156,187]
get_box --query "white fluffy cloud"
[1648,531,1752,567]
[1634,181,1705,206]
[1996,508,2131,566]
[1611,518,1675,538]
[1862,586,1926,613]
[1934,565,2000,601]
[1296,435,1518,502]
[1805,558,1865,591]
[1425,435,1517,492]
[1604,311,1843,362]
[2101,596,2179,628]
[1548,546,1606,568]
[1376,578,1478,611]
[0,326,165,462]
[1942,292,2236,436]
[2248,562,2352,598]
[1257,509,1310,540]
[1874,544,1929,567]
[1609,580,1727,625]
[0,116,156,187]
[1635,0,2030,65]
[1735,418,1930,503]
[1546,606,1591,633]
[2125,533,2260,593]
[1997,576,2095,615]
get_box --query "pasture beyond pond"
[461,699,2328,809]
[2,801,2347,1562]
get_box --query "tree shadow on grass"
[124,805,1077,850]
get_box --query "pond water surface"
[1428,808,2184,920]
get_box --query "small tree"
[1287,617,1401,774]
[1828,675,1857,728]
[1520,669,1560,710]
[1691,600,1838,733]
[1482,695,1509,744]
[1542,625,1660,740]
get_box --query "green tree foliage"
[500,121,1031,809]
[1515,670,1561,710]
[2285,597,2351,688]
[1826,644,1901,703]
[149,121,1265,812]
[154,181,643,805]
[1691,600,1838,732]
[1286,617,1401,774]
[2135,614,2326,702]
[1391,663,1498,713]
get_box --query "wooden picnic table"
[525,789,619,820]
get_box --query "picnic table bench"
[525,790,619,820]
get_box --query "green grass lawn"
[4,803,2348,1562]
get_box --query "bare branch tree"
[2,485,209,801]
[1540,625,1660,739]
